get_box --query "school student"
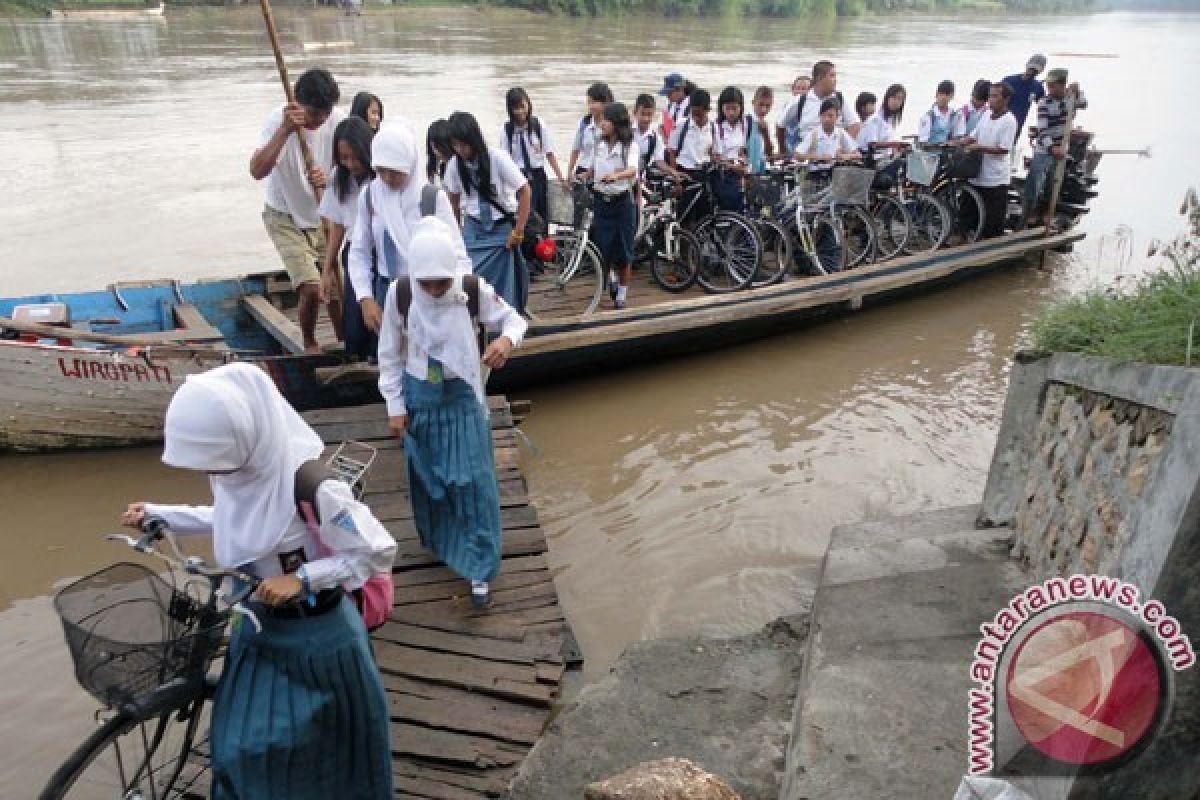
[590,102,640,310]
[963,82,1017,239]
[567,82,613,177]
[857,84,907,159]
[347,124,469,349]
[318,116,374,351]
[350,91,384,131]
[748,85,775,174]
[444,111,533,315]
[962,79,991,135]
[426,118,453,186]
[249,67,345,355]
[499,87,566,230]
[794,97,862,175]
[1023,69,1086,229]
[776,61,861,155]
[123,362,396,799]
[667,89,717,225]
[376,217,527,608]
[658,72,687,141]
[634,94,670,178]
[713,86,751,211]
[918,80,967,145]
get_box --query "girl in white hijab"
[121,363,395,799]
[377,217,527,608]
[347,122,470,345]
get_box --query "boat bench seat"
[241,295,307,355]
[173,304,229,350]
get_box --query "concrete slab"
[782,505,1033,800]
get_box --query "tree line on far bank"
[492,0,1098,17]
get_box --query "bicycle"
[862,146,913,262]
[896,147,953,255]
[792,161,878,271]
[916,140,987,245]
[634,172,702,293]
[741,169,793,287]
[772,161,845,277]
[531,179,605,318]
[673,163,762,293]
[39,518,261,800]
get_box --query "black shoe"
[470,581,492,610]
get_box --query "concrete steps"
[781,505,1032,800]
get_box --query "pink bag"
[295,461,394,631]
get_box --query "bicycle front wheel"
[527,232,604,318]
[40,692,213,800]
[751,220,791,287]
[938,183,986,244]
[694,213,760,293]
[837,206,877,269]
[871,195,911,262]
[649,224,700,293]
[902,193,951,255]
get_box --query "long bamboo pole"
[1042,92,1077,237]
[258,0,322,203]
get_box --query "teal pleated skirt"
[210,597,392,799]
[403,368,503,583]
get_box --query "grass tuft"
[1032,190,1200,367]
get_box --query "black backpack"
[393,274,487,351]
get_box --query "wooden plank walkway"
[301,397,579,800]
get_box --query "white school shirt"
[143,480,395,591]
[572,118,601,170]
[970,111,1017,188]
[376,278,529,417]
[917,105,967,143]
[780,89,861,140]
[795,125,859,167]
[258,105,345,230]
[346,182,470,301]
[714,117,751,160]
[635,125,666,173]
[856,112,895,152]
[592,138,639,195]
[317,171,366,232]
[442,149,529,220]
[668,117,716,169]
[498,122,556,171]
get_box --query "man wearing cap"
[658,72,687,141]
[1003,54,1047,148]
[1023,68,1087,229]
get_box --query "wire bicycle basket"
[53,563,225,713]
[327,440,378,500]
[906,150,939,187]
[829,166,875,206]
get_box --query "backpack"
[670,117,714,160]
[294,460,394,632]
[394,273,487,353]
[639,129,658,174]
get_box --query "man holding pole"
[249,67,344,354]
[1023,68,1086,230]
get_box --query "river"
[1,6,1197,793]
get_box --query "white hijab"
[370,123,425,270]
[407,217,485,407]
[161,362,323,568]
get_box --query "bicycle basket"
[906,151,939,187]
[54,563,224,711]
[545,181,575,227]
[745,173,783,211]
[830,166,875,205]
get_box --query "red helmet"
[533,237,558,264]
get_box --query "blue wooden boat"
[0,274,376,451]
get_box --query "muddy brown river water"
[1,6,1197,793]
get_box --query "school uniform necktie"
[518,131,533,176]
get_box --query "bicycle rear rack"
[326,440,378,499]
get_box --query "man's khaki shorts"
[262,205,325,287]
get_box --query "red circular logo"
[1006,611,1163,766]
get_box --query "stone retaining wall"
[1010,383,1174,577]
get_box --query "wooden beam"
[173,304,229,351]
[0,314,226,348]
[241,295,306,355]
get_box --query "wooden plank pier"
[302,397,578,799]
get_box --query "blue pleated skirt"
[210,598,392,800]
[590,191,636,268]
[403,370,503,583]
[464,215,528,316]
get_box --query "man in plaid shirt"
[1023,68,1087,229]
